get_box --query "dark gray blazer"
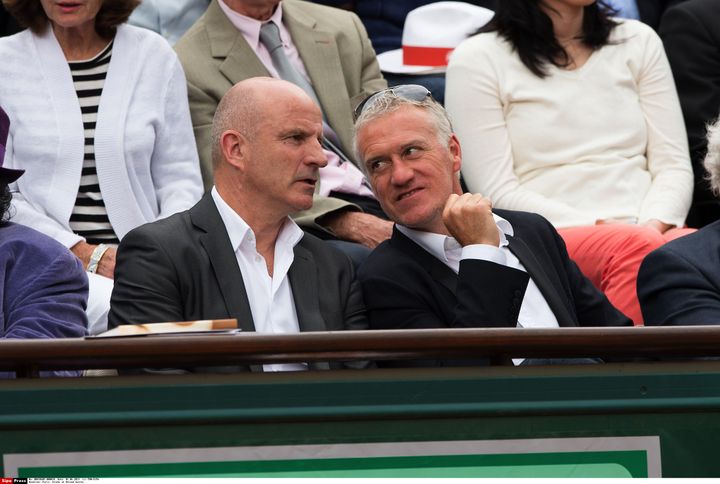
[638,220,720,325]
[109,193,368,370]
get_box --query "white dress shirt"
[397,215,560,365]
[212,187,307,372]
[217,0,374,199]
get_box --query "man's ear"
[220,129,248,170]
[448,133,462,174]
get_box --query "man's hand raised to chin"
[442,193,500,247]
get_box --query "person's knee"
[597,225,665,281]
[615,225,665,257]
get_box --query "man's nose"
[390,158,413,185]
[308,138,328,168]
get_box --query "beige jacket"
[175,0,386,231]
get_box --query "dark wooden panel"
[2,326,720,375]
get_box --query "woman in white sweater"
[0,0,203,333]
[446,0,694,325]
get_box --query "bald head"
[211,77,319,168]
[210,77,327,224]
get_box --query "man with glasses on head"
[353,85,631,367]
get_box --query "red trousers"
[559,224,694,325]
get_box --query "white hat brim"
[377,49,447,75]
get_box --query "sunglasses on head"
[353,84,433,121]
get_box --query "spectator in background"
[175,0,390,265]
[0,106,87,377]
[375,2,494,105]
[128,0,210,45]
[638,117,720,325]
[0,0,203,334]
[311,1,496,54]
[446,0,694,325]
[312,1,496,105]
[660,0,720,227]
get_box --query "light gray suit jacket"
[175,0,387,232]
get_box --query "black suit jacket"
[358,210,630,365]
[638,220,720,325]
[637,0,686,29]
[659,0,720,227]
[109,193,369,371]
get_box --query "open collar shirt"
[211,187,306,372]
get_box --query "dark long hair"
[0,183,12,223]
[483,0,618,78]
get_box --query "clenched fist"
[442,193,499,247]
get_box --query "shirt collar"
[218,0,286,50]
[211,186,303,253]
[495,214,513,240]
[397,213,513,262]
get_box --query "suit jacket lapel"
[506,235,576,327]
[205,0,269,85]
[204,0,354,154]
[288,241,329,370]
[283,2,354,154]
[190,194,256,333]
[390,228,458,295]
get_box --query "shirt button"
[255,255,262,262]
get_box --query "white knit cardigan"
[0,23,203,247]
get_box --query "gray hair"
[704,117,720,196]
[352,90,454,174]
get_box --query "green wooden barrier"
[1,361,719,477]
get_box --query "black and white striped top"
[68,41,119,245]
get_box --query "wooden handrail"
[3,326,720,376]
